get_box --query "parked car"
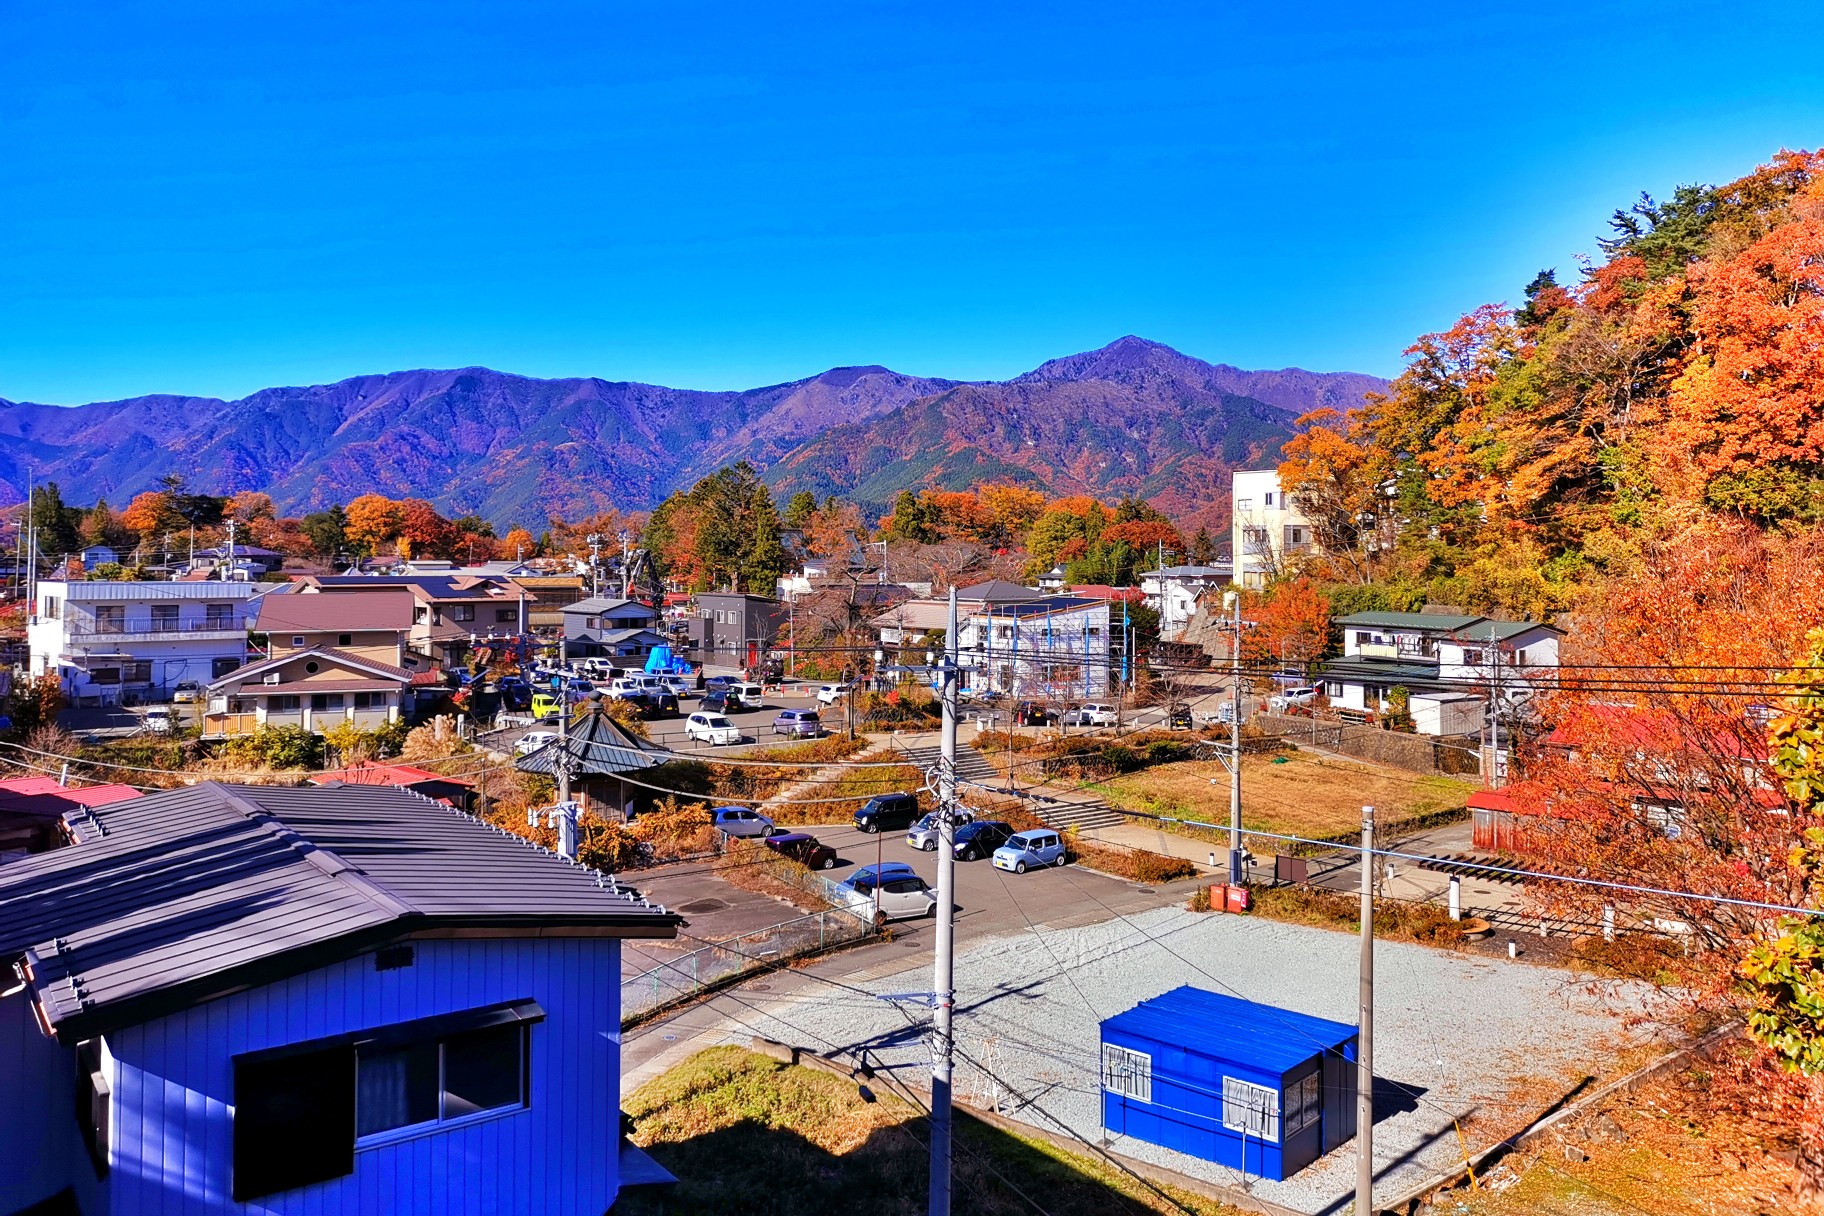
[1012,701,1057,726]
[1166,703,1195,730]
[853,792,921,834]
[499,683,532,711]
[1212,700,1245,725]
[142,706,174,734]
[842,861,917,890]
[513,730,559,756]
[772,708,824,738]
[659,674,692,698]
[701,689,739,714]
[763,832,839,870]
[531,692,566,720]
[992,829,1068,873]
[1060,703,1117,727]
[704,675,738,692]
[1269,687,1321,713]
[952,820,1015,861]
[171,680,202,704]
[685,712,742,745]
[731,682,766,707]
[637,690,681,719]
[815,682,853,705]
[711,806,774,838]
[905,809,974,851]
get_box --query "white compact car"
[816,682,853,705]
[1061,703,1117,727]
[513,730,559,756]
[685,712,742,746]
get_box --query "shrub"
[578,822,645,871]
[631,797,719,861]
[227,725,323,770]
[1143,740,1191,765]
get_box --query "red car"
[763,832,839,870]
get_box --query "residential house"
[689,592,789,670]
[959,595,1113,700]
[297,575,529,668]
[508,573,589,633]
[0,781,679,1216]
[870,579,1041,651]
[562,597,664,660]
[191,544,287,577]
[1317,611,1562,733]
[77,545,121,569]
[255,587,422,671]
[203,646,414,737]
[307,761,477,811]
[0,777,141,861]
[1230,470,1315,589]
[514,699,665,821]
[1139,563,1234,638]
[28,580,261,704]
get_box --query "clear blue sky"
[2,1,1818,404]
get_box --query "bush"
[578,822,645,871]
[1247,885,1466,947]
[631,798,719,861]
[1143,740,1191,765]
[227,725,323,770]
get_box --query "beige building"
[1229,469,1315,589]
[203,646,413,738]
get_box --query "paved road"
[477,680,846,758]
[620,819,1195,1080]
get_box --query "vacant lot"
[617,1046,1232,1216]
[1091,750,1475,843]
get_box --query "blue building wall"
[0,988,87,1213]
[65,936,621,1216]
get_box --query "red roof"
[307,762,475,790]
[1067,585,1146,603]
[1466,788,1521,814]
[0,776,143,819]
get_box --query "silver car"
[850,873,938,922]
[905,809,974,851]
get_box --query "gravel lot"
[691,906,1654,1214]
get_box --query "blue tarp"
[644,644,690,675]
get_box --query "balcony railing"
[68,615,245,643]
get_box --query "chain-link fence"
[623,876,876,1023]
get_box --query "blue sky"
[2,1,1819,404]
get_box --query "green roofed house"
[1318,611,1561,736]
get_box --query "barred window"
[1222,1076,1279,1141]
[1101,1044,1152,1103]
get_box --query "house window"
[270,695,301,713]
[94,605,125,633]
[452,605,476,622]
[1286,1071,1322,1135]
[338,633,353,647]
[292,635,306,648]
[1461,647,1483,665]
[123,661,152,683]
[1236,498,1253,512]
[206,603,235,628]
[355,1020,530,1138]
[1326,681,1344,698]
[496,608,514,623]
[213,657,242,678]
[353,692,385,710]
[232,1001,542,1201]
[90,667,121,685]
[150,603,179,630]
[41,595,60,619]
[1222,1076,1280,1141]
[1264,491,1276,507]
[310,693,346,712]
[1283,525,1308,546]
[1101,1043,1152,1103]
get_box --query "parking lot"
[480,679,851,758]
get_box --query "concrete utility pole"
[1228,591,1244,886]
[929,586,960,1216]
[1357,804,1375,1215]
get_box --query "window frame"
[1101,1043,1152,1103]
[1221,1075,1280,1142]
[1285,1070,1322,1136]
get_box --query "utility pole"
[1357,804,1375,1216]
[929,586,960,1216]
[1228,591,1244,886]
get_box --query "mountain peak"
[1015,335,1208,384]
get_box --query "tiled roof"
[0,782,678,1042]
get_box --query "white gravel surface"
[692,905,1655,1214]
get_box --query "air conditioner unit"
[263,672,282,685]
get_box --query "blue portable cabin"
[1100,986,1359,1181]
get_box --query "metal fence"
[622,874,876,1022]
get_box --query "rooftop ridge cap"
[201,781,420,920]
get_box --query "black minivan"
[853,792,920,834]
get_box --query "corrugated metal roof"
[563,597,655,616]
[0,782,677,1041]
[256,588,416,633]
[1101,985,1356,1074]
[515,706,661,777]
[1318,656,1448,687]
[1457,619,1559,642]
[1334,611,1485,631]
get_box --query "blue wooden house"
[1100,986,1359,1181]
[0,781,679,1215]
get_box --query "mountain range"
[0,337,1385,533]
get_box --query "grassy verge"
[971,797,1198,884]
[1229,884,1468,947]
[766,763,927,827]
[1091,751,1475,847]
[617,1046,1236,1216]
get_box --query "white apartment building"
[1229,469,1315,589]
[29,580,261,705]
[957,595,1112,700]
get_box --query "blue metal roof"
[1101,986,1357,1075]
